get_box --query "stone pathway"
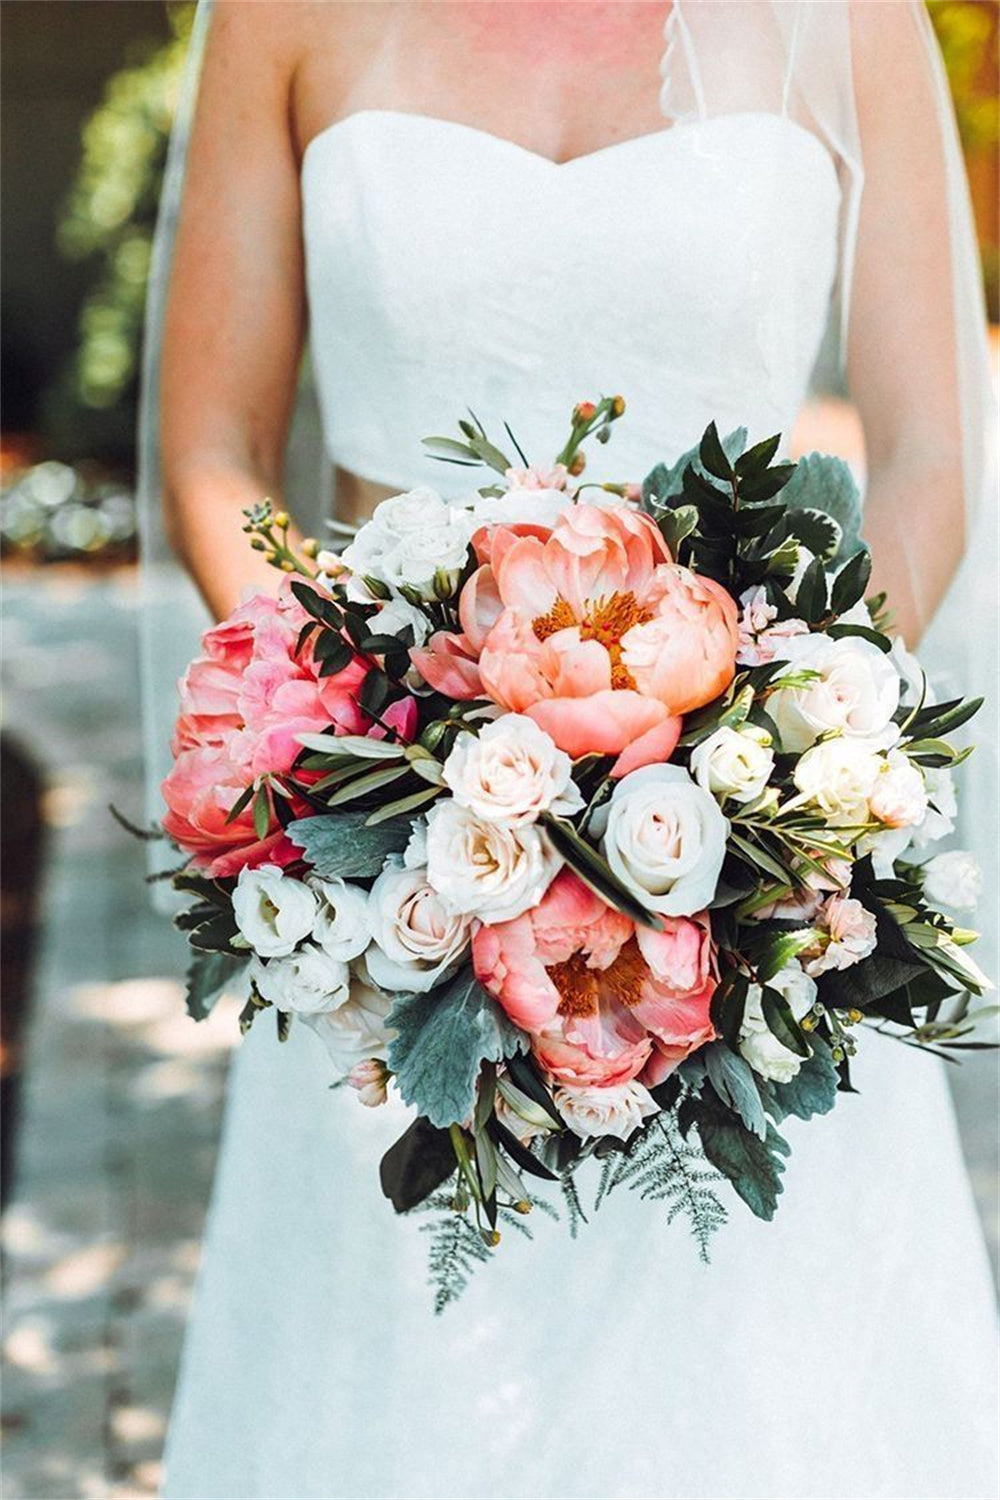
[0,565,996,1499]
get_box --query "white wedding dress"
[159,18,998,1500]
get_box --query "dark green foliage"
[184,950,248,1022]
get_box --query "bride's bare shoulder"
[206,1,389,152]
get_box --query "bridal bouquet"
[156,397,992,1309]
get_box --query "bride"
[147,3,998,1496]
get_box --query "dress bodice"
[301,109,841,494]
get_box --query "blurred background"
[1,3,998,1495]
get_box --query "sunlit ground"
[1,413,997,1493]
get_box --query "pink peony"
[473,869,716,1089]
[417,504,738,766]
[163,583,416,877]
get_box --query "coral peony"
[163,583,416,876]
[418,504,738,764]
[473,869,716,1088]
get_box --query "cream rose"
[308,876,371,963]
[922,850,982,912]
[365,860,473,992]
[424,801,561,922]
[792,738,882,827]
[592,763,728,918]
[302,979,397,1075]
[233,865,318,958]
[340,486,450,597]
[868,749,928,829]
[739,962,818,1083]
[690,724,775,805]
[442,715,584,826]
[554,1079,659,1141]
[250,946,350,1014]
[381,518,474,600]
[768,635,900,752]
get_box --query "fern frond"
[416,1193,495,1314]
[596,1114,727,1263]
[559,1170,588,1239]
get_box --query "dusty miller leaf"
[286,811,411,878]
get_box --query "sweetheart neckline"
[300,107,838,182]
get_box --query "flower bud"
[573,400,597,423]
[250,537,266,552]
[302,537,319,558]
[568,453,587,477]
[346,1058,390,1107]
[611,395,626,417]
[273,510,290,530]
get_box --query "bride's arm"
[846,1,969,647]
[160,2,306,620]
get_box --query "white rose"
[554,1080,659,1141]
[921,850,982,912]
[308,876,371,962]
[302,979,397,1075]
[365,860,473,993]
[909,766,957,849]
[424,800,561,922]
[768,635,900,752]
[792,738,882,827]
[442,715,584,826]
[404,819,428,869]
[868,749,928,829]
[250,946,350,1014]
[380,517,474,600]
[889,636,926,707]
[592,763,728,917]
[690,724,775,805]
[233,865,318,958]
[739,962,818,1083]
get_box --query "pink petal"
[610,715,683,778]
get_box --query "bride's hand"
[160,3,306,620]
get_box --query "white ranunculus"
[690,724,775,805]
[909,766,958,849]
[340,486,453,597]
[554,1080,659,1141]
[302,979,397,1075]
[372,596,432,649]
[592,763,728,917]
[768,634,900,753]
[868,749,928,829]
[792,737,882,827]
[403,818,428,869]
[739,962,818,1083]
[802,896,878,977]
[365,860,473,993]
[233,865,319,958]
[250,946,350,1014]
[442,715,584,826]
[921,850,982,912]
[424,800,561,922]
[308,876,371,963]
[380,517,474,600]
[468,486,570,531]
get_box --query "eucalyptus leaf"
[387,970,529,1129]
[287,811,411,877]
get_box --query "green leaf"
[658,504,699,555]
[224,782,256,826]
[704,1043,767,1139]
[696,1102,790,1220]
[323,762,410,807]
[907,697,982,741]
[364,783,443,824]
[735,433,781,477]
[252,785,271,841]
[779,452,864,563]
[830,547,872,617]
[794,556,829,623]
[755,930,816,983]
[290,580,342,627]
[709,970,749,1048]
[764,1041,839,1122]
[736,464,798,505]
[543,815,664,931]
[297,733,405,761]
[185,950,248,1021]
[826,623,891,651]
[699,421,735,480]
[387,970,529,1129]
[775,506,841,560]
[287,811,411,877]
[760,985,811,1057]
[315,634,355,677]
[379,1116,458,1212]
